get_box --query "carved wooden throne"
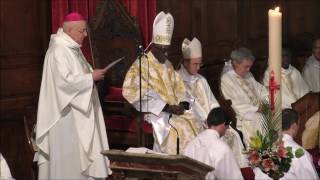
[88,0,153,149]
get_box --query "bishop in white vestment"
[184,108,244,180]
[302,38,320,92]
[178,37,247,167]
[221,48,268,146]
[35,13,111,179]
[122,12,202,155]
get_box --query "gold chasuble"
[123,52,202,154]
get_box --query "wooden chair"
[89,0,153,149]
[23,105,38,180]
[291,92,320,146]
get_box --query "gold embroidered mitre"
[152,11,174,45]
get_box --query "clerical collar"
[55,28,82,49]
[178,65,199,82]
[281,65,293,75]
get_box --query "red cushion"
[105,115,153,134]
[241,167,255,180]
[104,86,125,101]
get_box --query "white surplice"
[254,134,319,180]
[36,28,111,179]
[0,153,14,180]
[221,66,269,146]
[302,55,320,92]
[184,129,244,180]
[263,65,310,109]
[177,65,220,127]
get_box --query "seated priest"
[302,38,320,92]
[254,109,319,180]
[122,12,202,155]
[263,48,319,150]
[178,37,247,168]
[221,47,268,146]
[263,48,310,109]
[184,107,244,180]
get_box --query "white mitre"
[152,11,174,45]
[181,37,202,59]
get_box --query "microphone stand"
[138,45,146,146]
[168,114,179,154]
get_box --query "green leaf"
[295,148,304,158]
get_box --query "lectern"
[102,150,213,180]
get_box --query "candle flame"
[275,7,280,12]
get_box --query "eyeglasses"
[189,62,204,67]
[76,28,87,34]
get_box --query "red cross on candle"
[269,70,280,111]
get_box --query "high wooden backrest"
[291,92,320,145]
[88,0,149,148]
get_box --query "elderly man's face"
[68,21,87,45]
[184,58,202,75]
[233,58,253,78]
[313,39,320,61]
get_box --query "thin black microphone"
[168,114,179,155]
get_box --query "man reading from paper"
[178,38,247,167]
[122,12,202,155]
[221,48,268,146]
[36,12,111,179]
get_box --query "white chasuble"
[36,28,111,179]
[122,52,202,154]
[221,68,268,146]
[177,65,220,128]
[0,153,13,180]
[184,129,244,180]
[263,65,310,109]
[303,55,320,92]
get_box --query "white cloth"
[177,65,219,127]
[221,67,268,146]
[184,129,244,180]
[302,55,320,92]
[0,153,14,180]
[36,28,111,179]
[263,65,310,109]
[254,134,319,180]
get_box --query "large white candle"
[268,7,282,119]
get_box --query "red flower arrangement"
[244,103,304,180]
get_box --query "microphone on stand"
[168,114,179,155]
[167,102,190,155]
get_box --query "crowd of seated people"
[118,11,320,179]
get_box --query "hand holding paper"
[103,56,125,72]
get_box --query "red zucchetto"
[64,12,85,22]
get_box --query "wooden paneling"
[157,0,320,64]
[0,0,50,179]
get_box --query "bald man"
[36,12,111,179]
